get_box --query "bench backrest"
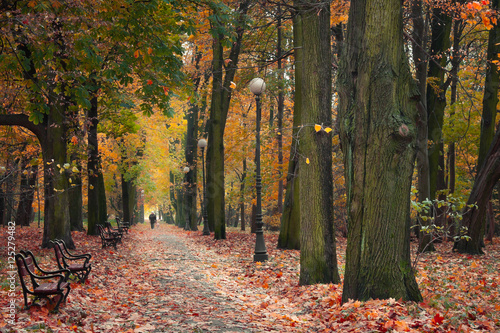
[15,253,38,292]
[53,242,67,269]
[97,225,106,238]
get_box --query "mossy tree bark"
[184,51,202,231]
[185,102,199,231]
[239,158,247,231]
[68,163,83,231]
[87,93,100,235]
[206,0,250,240]
[478,0,500,172]
[98,169,107,225]
[410,0,434,252]
[460,0,500,251]
[278,10,302,251]
[16,160,37,227]
[338,0,422,302]
[296,0,340,285]
[427,5,452,202]
[454,125,500,254]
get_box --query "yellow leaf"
[324,127,332,133]
[314,124,322,132]
[306,158,310,164]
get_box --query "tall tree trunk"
[2,159,16,226]
[478,0,500,172]
[122,173,131,224]
[87,93,99,235]
[338,0,422,302]
[240,158,246,231]
[297,0,340,286]
[447,19,464,195]
[98,168,107,225]
[486,199,495,242]
[427,5,452,201]
[411,0,431,218]
[16,162,37,227]
[454,127,500,254]
[206,31,225,238]
[206,0,251,240]
[278,10,302,251]
[412,0,431,251]
[185,103,199,231]
[276,5,284,215]
[169,171,176,224]
[67,100,83,232]
[68,162,83,231]
[42,102,73,248]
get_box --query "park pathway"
[121,224,287,333]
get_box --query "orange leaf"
[147,47,153,55]
[134,50,140,58]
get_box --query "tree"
[0,0,188,247]
[427,3,453,204]
[296,0,340,285]
[206,0,252,240]
[278,10,302,250]
[454,127,500,254]
[454,0,500,254]
[15,158,38,226]
[338,0,422,302]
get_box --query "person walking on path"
[149,212,157,229]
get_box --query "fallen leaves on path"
[1,223,499,332]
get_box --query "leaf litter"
[1,223,499,332]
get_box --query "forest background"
[0,0,500,302]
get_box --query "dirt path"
[147,231,269,332]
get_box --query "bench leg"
[51,285,71,312]
[22,291,29,310]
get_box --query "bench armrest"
[21,250,71,277]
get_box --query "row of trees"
[1,0,499,302]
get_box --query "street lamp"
[140,189,145,224]
[183,166,190,230]
[197,139,210,235]
[249,78,268,262]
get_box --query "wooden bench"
[104,221,124,242]
[116,217,130,233]
[97,224,120,249]
[51,239,92,283]
[15,250,71,312]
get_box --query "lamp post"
[198,139,210,235]
[183,166,190,230]
[140,189,145,223]
[249,78,268,262]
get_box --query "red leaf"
[432,313,444,325]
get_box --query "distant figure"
[149,212,157,229]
